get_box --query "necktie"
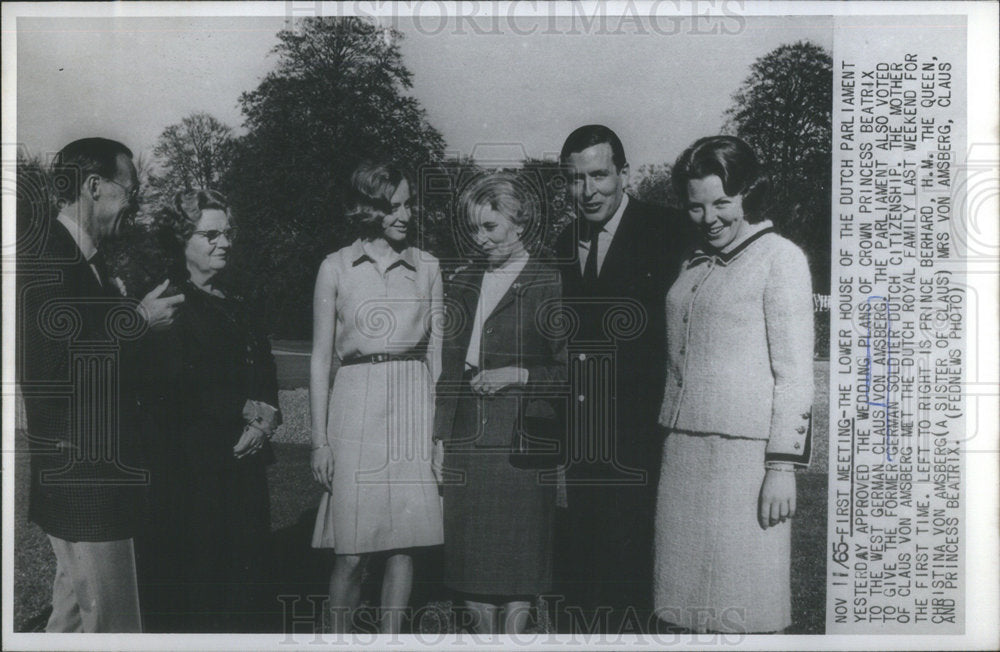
[583,223,601,285]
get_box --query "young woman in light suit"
[655,136,814,633]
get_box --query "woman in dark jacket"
[128,189,280,633]
[434,173,567,634]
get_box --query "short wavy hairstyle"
[110,189,231,296]
[458,172,542,253]
[344,160,414,241]
[671,135,770,223]
[154,188,232,248]
[147,189,232,279]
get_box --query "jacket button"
[486,327,494,334]
[676,379,683,387]
[577,353,587,362]
[482,417,488,425]
[691,285,698,292]
[577,394,585,402]
[679,346,685,355]
[796,426,806,434]
[682,314,689,323]
[794,442,801,449]
[801,412,810,419]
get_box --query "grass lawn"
[13,361,829,634]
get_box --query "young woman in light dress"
[309,161,444,633]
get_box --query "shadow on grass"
[16,439,827,634]
[263,503,452,634]
[788,472,828,634]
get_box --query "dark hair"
[344,160,413,241]
[672,135,770,222]
[51,138,133,205]
[559,124,627,171]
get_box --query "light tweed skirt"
[311,360,443,554]
[654,432,791,633]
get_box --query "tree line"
[16,18,831,343]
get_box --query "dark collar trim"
[351,254,417,272]
[690,226,775,266]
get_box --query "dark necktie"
[583,223,602,286]
[89,250,108,288]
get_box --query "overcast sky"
[15,12,832,170]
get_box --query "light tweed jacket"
[659,223,814,466]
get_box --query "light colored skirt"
[311,360,443,554]
[654,432,791,633]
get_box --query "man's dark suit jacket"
[553,196,690,481]
[550,194,691,624]
[18,219,146,542]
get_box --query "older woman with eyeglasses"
[129,189,281,633]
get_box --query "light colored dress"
[655,222,814,633]
[311,240,443,554]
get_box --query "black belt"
[341,352,425,367]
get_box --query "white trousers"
[45,535,142,633]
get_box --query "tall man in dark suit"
[552,125,689,632]
[18,138,183,632]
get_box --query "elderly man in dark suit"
[552,125,690,633]
[18,137,183,632]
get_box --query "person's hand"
[470,367,526,396]
[758,469,796,529]
[140,280,184,331]
[233,424,267,459]
[311,445,335,493]
[431,440,444,486]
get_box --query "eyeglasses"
[192,228,237,244]
[103,178,140,204]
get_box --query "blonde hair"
[459,172,538,229]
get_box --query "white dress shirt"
[465,248,530,369]
[577,193,629,276]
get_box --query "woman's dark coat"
[129,280,279,632]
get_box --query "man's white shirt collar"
[57,212,98,261]
[580,193,629,249]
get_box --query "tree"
[14,149,55,262]
[520,158,575,257]
[151,112,234,200]
[413,156,481,268]
[724,41,832,293]
[223,17,446,338]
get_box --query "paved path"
[271,340,316,389]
